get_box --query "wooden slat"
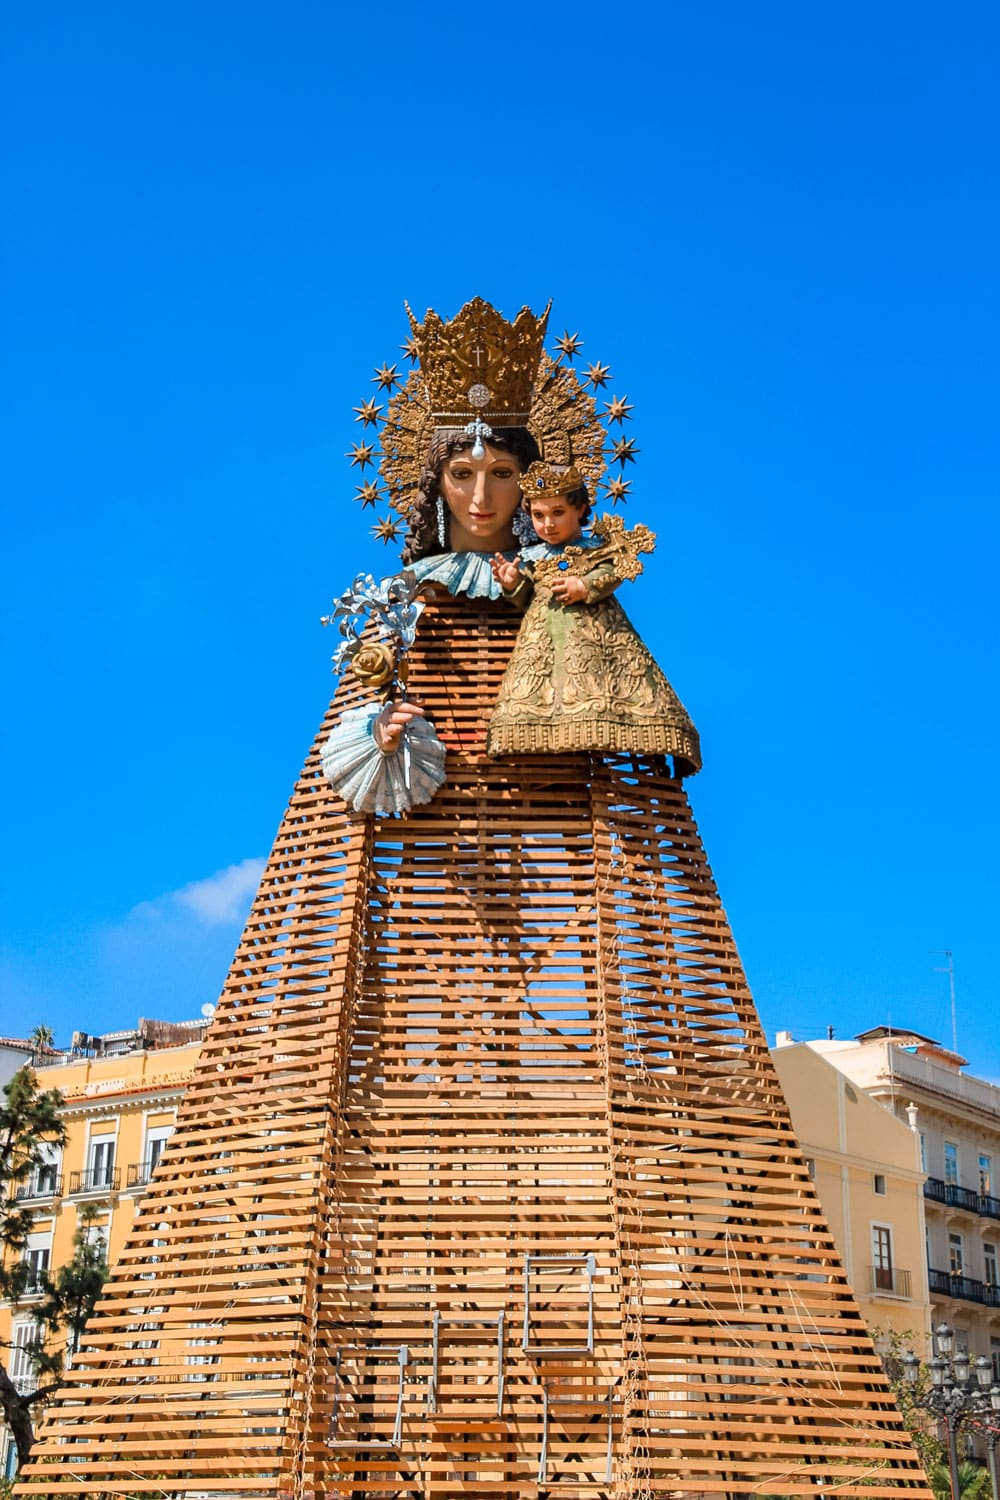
[19,593,931,1499]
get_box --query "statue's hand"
[550,574,587,606]
[373,699,425,756]
[491,552,521,592]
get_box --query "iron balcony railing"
[126,1159,160,1189]
[69,1166,121,1194]
[929,1267,1000,1306]
[14,1173,63,1201]
[867,1264,912,1298]
[924,1177,997,1217]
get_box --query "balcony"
[127,1159,160,1189]
[867,1265,912,1298]
[923,1178,991,1216]
[14,1173,63,1201]
[69,1166,121,1195]
[929,1267,1000,1307]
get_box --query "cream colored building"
[1,1021,206,1477]
[772,1036,933,1349]
[802,1026,1000,1382]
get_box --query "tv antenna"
[931,950,957,1055]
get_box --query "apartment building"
[1,1019,207,1477]
[772,1037,933,1346]
[805,1026,1000,1379]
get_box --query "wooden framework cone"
[20,594,932,1499]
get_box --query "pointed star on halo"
[353,399,383,426]
[373,362,401,391]
[605,476,632,505]
[611,437,640,465]
[554,330,584,361]
[605,394,634,423]
[584,360,611,389]
[355,481,381,509]
[347,442,375,469]
[400,336,420,364]
[371,516,401,544]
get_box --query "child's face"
[528,497,582,545]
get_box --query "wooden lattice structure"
[20,594,932,1499]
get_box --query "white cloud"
[172,857,267,925]
[173,858,268,924]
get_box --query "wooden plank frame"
[18,592,934,1500]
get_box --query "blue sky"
[3,3,999,1080]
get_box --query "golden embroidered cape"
[486,540,702,770]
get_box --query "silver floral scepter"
[321,570,425,787]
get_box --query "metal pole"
[947,1410,962,1500]
[986,1431,998,1500]
[932,949,957,1054]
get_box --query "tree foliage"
[32,1202,109,1370]
[0,1066,65,1304]
[874,1326,947,1477]
[1,1066,106,1469]
[928,1459,994,1500]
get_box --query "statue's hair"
[400,427,542,563]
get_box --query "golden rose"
[351,643,395,692]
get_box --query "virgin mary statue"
[21,300,930,1500]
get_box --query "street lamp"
[903,1323,1000,1500]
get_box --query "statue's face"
[438,444,523,552]
[528,495,582,546]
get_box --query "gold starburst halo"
[344,298,641,522]
[371,516,400,544]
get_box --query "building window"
[944,1142,959,1186]
[8,1322,39,1395]
[22,1229,53,1295]
[89,1137,116,1188]
[873,1174,887,1196]
[985,1242,998,1288]
[919,1133,927,1173]
[146,1124,173,1174]
[872,1225,894,1291]
[949,1232,964,1276]
[34,1145,61,1196]
[992,1337,1000,1385]
[979,1154,993,1196]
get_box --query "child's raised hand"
[550,575,587,606]
[491,553,521,592]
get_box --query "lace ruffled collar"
[410,550,516,600]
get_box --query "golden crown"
[344,298,641,542]
[519,461,585,500]
[404,296,551,423]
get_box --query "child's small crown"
[519,461,585,500]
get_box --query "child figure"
[487,461,701,771]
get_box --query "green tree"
[32,1202,109,1365]
[874,1326,946,1477]
[0,1067,68,1468]
[27,1027,54,1066]
[928,1458,993,1500]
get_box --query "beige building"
[1,1020,206,1478]
[772,1036,933,1348]
[795,1026,1000,1381]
